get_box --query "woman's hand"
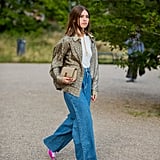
[62,77,75,84]
[91,91,97,102]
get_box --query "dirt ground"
[0,64,160,160]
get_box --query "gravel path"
[0,63,160,160]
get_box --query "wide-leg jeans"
[43,68,97,160]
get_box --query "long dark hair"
[65,5,90,36]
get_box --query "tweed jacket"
[49,34,99,97]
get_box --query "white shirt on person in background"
[125,37,145,55]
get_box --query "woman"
[43,5,99,160]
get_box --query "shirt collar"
[73,35,81,41]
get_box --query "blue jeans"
[43,68,97,160]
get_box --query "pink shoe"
[48,150,56,160]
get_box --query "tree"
[0,0,159,72]
[88,0,160,72]
[0,0,69,33]
[67,0,160,73]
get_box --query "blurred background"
[0,0,159,70]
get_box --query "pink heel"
[48,150,56,160]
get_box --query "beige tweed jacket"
[49,34,99,97]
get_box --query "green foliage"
[0,0,160,72]
[0,0,67,34]
[87,0,160,72]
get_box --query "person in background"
[125,32,145,82]
[43,5,99,160]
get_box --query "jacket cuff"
[92,90,97,97]
[57,75,63,84]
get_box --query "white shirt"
[125,38,145,55]
[81,35,92,68]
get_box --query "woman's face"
[79,10,89,30]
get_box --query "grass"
[0,32,63,63]
[0,32,125,64]
[124,104,160,118]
